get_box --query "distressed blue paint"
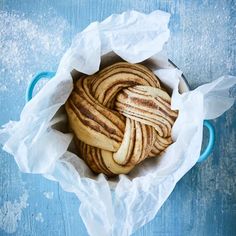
[0,1,235,236]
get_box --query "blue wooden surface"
[0,1,235,235]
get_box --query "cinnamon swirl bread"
[65,62,178,177]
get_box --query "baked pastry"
[65,62,178,177]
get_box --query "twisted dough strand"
[66,62,178,176]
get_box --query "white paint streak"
[0,191,29,234]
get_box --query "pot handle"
[25,71,56,102]
[26,71,215,162]
[197,120,215,162]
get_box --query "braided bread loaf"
[65,62,178,177]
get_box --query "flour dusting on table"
[167,1,235,88]
[35,212,44,223]
[0,191,28,234]
[0,10,70,91]
[43,191,54,200]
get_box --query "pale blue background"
[0,1,235,236]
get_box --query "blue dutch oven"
[26,60,215,163]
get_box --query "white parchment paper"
[0,10,235,236]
